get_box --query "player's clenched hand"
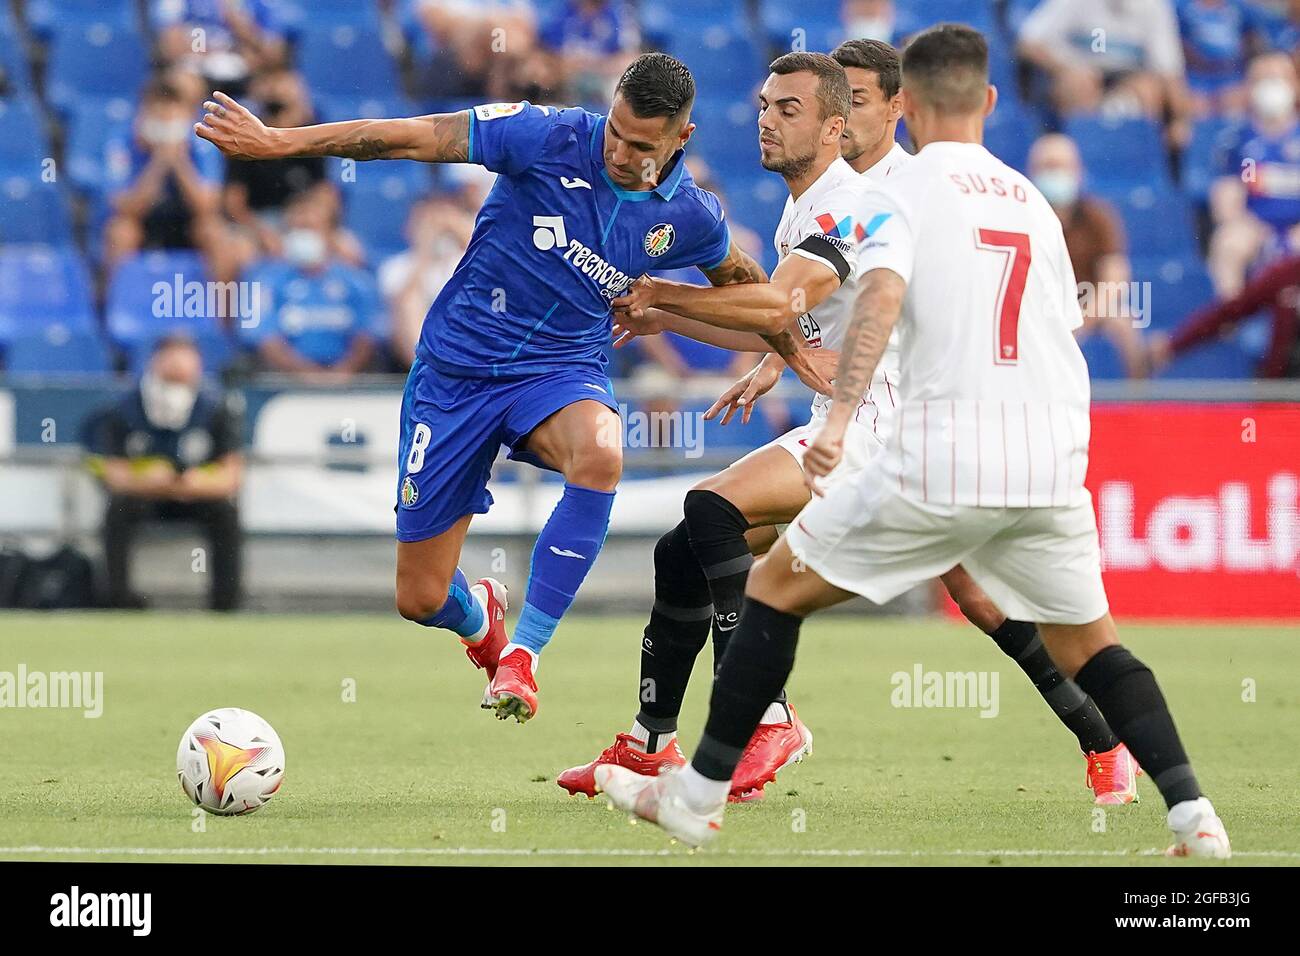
[802,426,845,496]
[705,360,778,425]
[194,91,281,160]
[611,274,659,320]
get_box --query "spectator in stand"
[1018,0,1193,145]
[1029,133,1149,377]
[242,190,386,382]
[1249,0,1300,59]
[104,75,235,281]
[1152,250,1300,375]
[539,1,639,104]
[379,197,475,369]
[84,335,244,610]
[411,0,537,98]
[223,68,326,260]
[1178,0,1254,114]
[841,0,897,45]
[152,0,287,89]
[1208,52,1300,295]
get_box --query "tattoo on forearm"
[303,112,468,162]
[760,328,800,359]
[324,137,391,160]
[834,273,904,409]
[705,246,768,287]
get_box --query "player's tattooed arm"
[196,92,470,163]
[803,268,905,490]
[700,242,768,287]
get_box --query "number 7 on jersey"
[974,228,1031,365]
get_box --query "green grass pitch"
[1,612,1296,866]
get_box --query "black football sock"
[693,598,801,782]
[682,489,752,668]
[1073,645,1203,809]
[987,619,1120,754]
[634,521,712,750]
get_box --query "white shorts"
[783,462,1110,625]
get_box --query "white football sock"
[464,584,491,643]
[628,720,677,753]
[499,642,538,672]
[758,700,791,725]
[675,763,729,812]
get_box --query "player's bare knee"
[395,574,452,623]
[566,445,622,491]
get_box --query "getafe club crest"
[400,476,419,507]
[644,222,675,257]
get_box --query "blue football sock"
[513,483,615,655]
[419,567,486,640]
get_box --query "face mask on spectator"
[140,373,198,431]
[1034,170,1080,208]
[140,117,194,146]
[1251,78,1296,122]
[283,229,327,268]
[847,17,893,41]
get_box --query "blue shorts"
[395,359,619,542]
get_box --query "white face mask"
[283,228,327,268]
[848,17,893,41]
[140,117,192,146]
[1252,77,1296,122]
[1034,169,1081,208]
[141,373,198,431]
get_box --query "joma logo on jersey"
[533,215,635,299]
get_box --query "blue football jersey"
[415,102,732,378]
[1223,121,1300,234]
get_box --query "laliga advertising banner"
[1087,403,1299,620]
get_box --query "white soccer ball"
[176,708,285,815]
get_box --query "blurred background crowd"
[1,0,1300,389]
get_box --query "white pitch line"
[3,846,1298,859]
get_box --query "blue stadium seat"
[1065,115,1170,188]
[895,0,998,37]
[64,97,135,199]
[26,0,140,42]
[274,0,384,34]
[1182,117,1238,202]
[296,25,400,96]
[0,245,96,338]
[1101,186,1201,259]
[1157,339,1255,379]
[721,174,789,273]
[1129,255,1217,331]
[688,97,760,179]
[666,29,767,94]
[642,0,747,47]
[337,162,436,256]
[45,24,149,117]
[4,326,111,374]
[0,28,35,92]
[106,251,234,373]
[984,99,1042,172]
[757,1,843,52]
[0,96,50,175]
[0,177,72,245]
[1077,329,1129,380]
[314,94,421,124]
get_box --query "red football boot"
[482,647,539,723]
[556,733,687,797]
[1086,742,1141,805]
[460,578,508,681]
[729,705,814,801]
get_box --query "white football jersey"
[773,156,901,438]
[853,141,1092,509]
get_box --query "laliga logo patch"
[474,102,526,121]
[400,476,419,507]
[644,222,675,257]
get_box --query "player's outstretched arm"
[195,91,469,163]
[630,250,838,336]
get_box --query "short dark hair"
[615,52,696,123]
[901,23,989,115]
[831,38,901,99]
[768,51,851,121]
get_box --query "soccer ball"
[176,707,285,815]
